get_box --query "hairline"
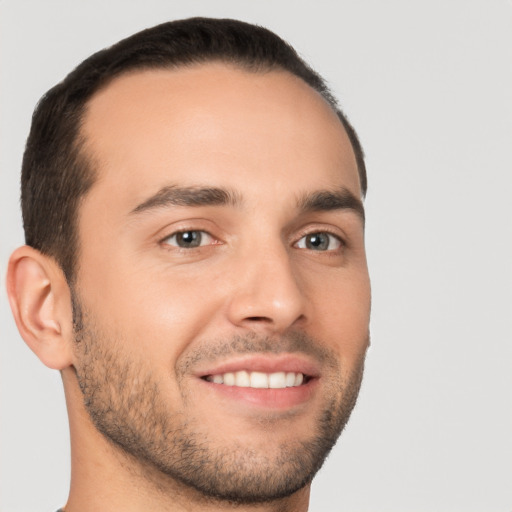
[69,60,364,284]
[24,16,368,285]
[76,57,362,193]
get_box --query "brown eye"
[296,232,342,251]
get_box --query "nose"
[225,242,307,334]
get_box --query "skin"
[7,63,371,512]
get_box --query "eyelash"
[294,231,344,251]
[160,228,345,252]
[160,229,218,249]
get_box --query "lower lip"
[199,378,318,409]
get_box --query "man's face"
[72,64,370,502]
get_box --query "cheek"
[78,255,227,364]
[310,268,371,360]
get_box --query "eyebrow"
[130,184,364,223]
[297,188,365,223]
[130,185,241,214]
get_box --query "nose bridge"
[226,234,306,332]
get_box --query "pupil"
[306,233,328,250]
[178,231,201,247]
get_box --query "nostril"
[246,316,272,322]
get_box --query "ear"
[6,245,74,369]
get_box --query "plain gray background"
[1,1,511,511]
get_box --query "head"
[21,17,366,284]
[9,17,370,509]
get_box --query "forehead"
[80,63,361,215]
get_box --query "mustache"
[176,331,338,376]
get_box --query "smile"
[195,354,320,408]
[203,371,307,388]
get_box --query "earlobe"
[6,245,74,370]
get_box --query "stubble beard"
[71,293,366,505]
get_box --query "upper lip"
[194,354,321,379]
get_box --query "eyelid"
[160,229,219,248]
[294,232,344,251]
[293,226,346,247]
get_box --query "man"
[6,17,370,512]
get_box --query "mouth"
[202,371,310,389]
[195,355,319,409]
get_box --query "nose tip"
[225,254,307,334]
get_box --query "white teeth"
[224,372,235,386]
[250,371,269,388]
[285,372,296,387]
[268,372,286,389]
[206,371,306,388]
[235,370,250,387]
